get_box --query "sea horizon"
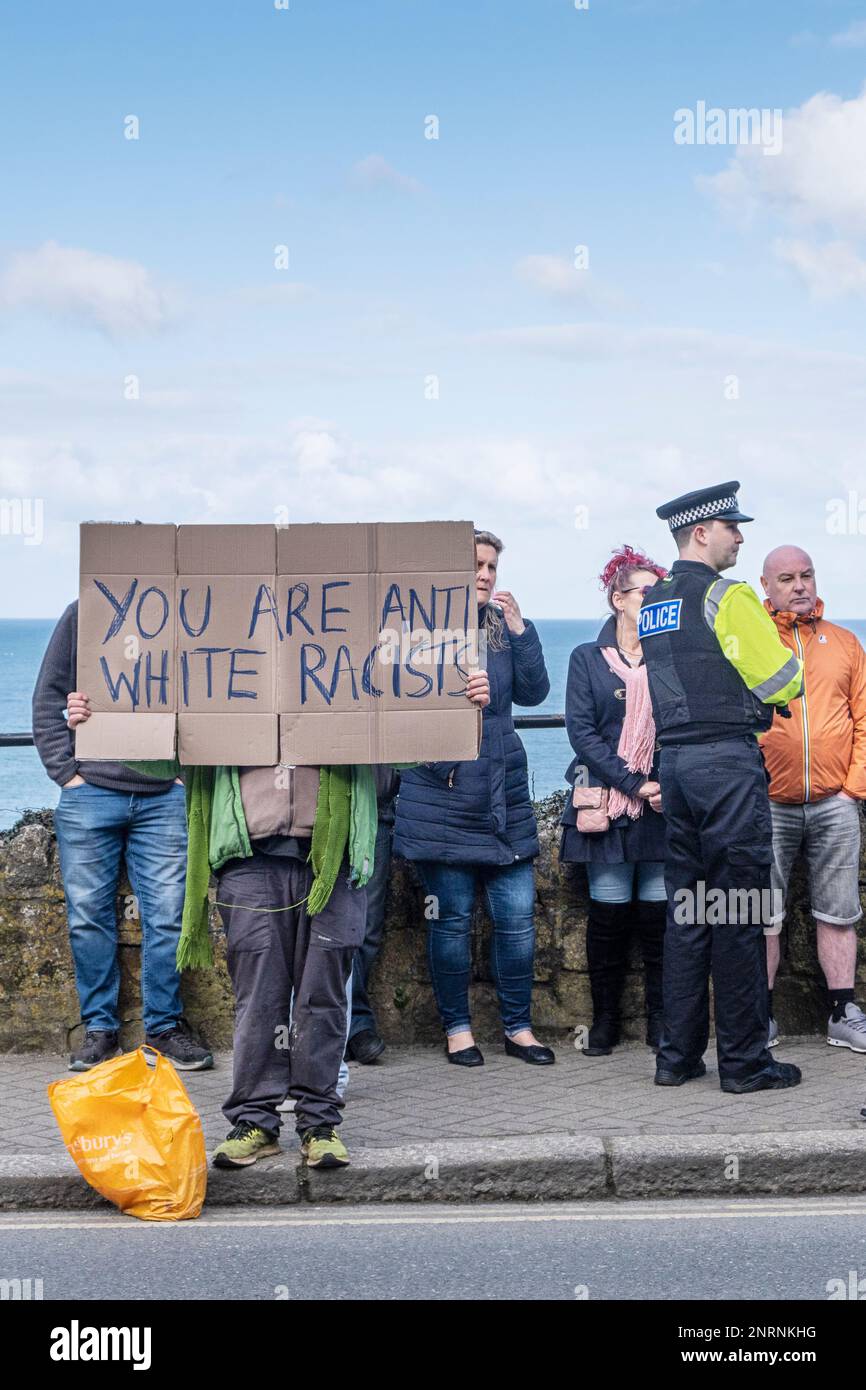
[4,614,865,831]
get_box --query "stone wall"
[0,796,860,1053]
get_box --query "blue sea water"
[3,616,864,831]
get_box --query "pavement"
[3,1037,866,1208]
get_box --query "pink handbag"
[572,785,610,833]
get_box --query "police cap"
[656,481,753,533]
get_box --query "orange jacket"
[759,599,866,803]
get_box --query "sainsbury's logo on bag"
[69,1132,134,1155]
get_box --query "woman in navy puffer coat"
[394,530,554,1068]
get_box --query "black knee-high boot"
[583,900,632,1056]
[637,898,666,1051]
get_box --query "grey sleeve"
[31,604,79,787]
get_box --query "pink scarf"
[600,647,657,820]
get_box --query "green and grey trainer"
[212,1121,280,1169]
[301,1125,350,1168]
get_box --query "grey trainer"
[827,1002,866,1054]
[768,1016,779,1048]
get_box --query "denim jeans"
[53,783,187,1034]
[416,860,536,1036]
[586,860,667,904]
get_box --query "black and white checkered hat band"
[667,494,737,530]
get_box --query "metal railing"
[0,716,568,748]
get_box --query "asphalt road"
[4,1195,866,1302]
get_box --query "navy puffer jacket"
[393,610,550,866]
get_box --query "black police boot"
[637,899,666,1052]
[582,900,631,1056]
[720,1061,802,1094]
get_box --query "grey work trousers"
[217,851,366,1136]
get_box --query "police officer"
[639,483,804,1093]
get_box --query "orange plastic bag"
[47,1045,207,1220]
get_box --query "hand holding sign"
[66,692,91,728]
[465,670,490,709]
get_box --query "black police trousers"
[657,737,775,1084]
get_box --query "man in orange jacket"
[760,546,866,1051]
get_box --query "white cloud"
[788,30,817,48]
[516,254,592,297]
[701,86,866,237]
[514,254,628,311]
[700,86,866,300]
[350,154,424,196]
[473,320,866,378]
[5,417,866,622]
[774,238,866,299]
[230,283,313,308]
[830,20,866,48]
[0,241,173,336]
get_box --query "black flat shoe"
[504,1037,556,1065]
[446,1044,484,1067]
[345,1029,386,1065]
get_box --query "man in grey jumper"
[32,601,212,1072]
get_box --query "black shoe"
[146,1023,214,1071]
[654,1059,707,1087]
[504,1037,555,1065]
[69,1029,120,1072]
[446,1044,484,1067]
[720,1061,802,1094]
[582,1016,620,1056]
[345,1029,386,1065]
[645,1012,664,1052]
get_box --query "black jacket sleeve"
[32,603,79,788]
[509,620,550,707]
[564,646,646,797]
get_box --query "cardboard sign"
[74,520,482,766]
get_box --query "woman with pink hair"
[560,546,669,1056]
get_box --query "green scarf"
[177,767,215,970]
[173,763,380,971]
[307,768,351,915]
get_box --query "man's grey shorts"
[767,794,863,930]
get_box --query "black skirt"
[559,806,666,865]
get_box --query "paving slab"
[2,1040,865,1207]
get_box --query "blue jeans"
[53,783,187,1034]
[416,860,537,1036]
[586,861,666,904]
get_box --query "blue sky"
[3,0,866,618]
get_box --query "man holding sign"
[63,518,483,1169]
